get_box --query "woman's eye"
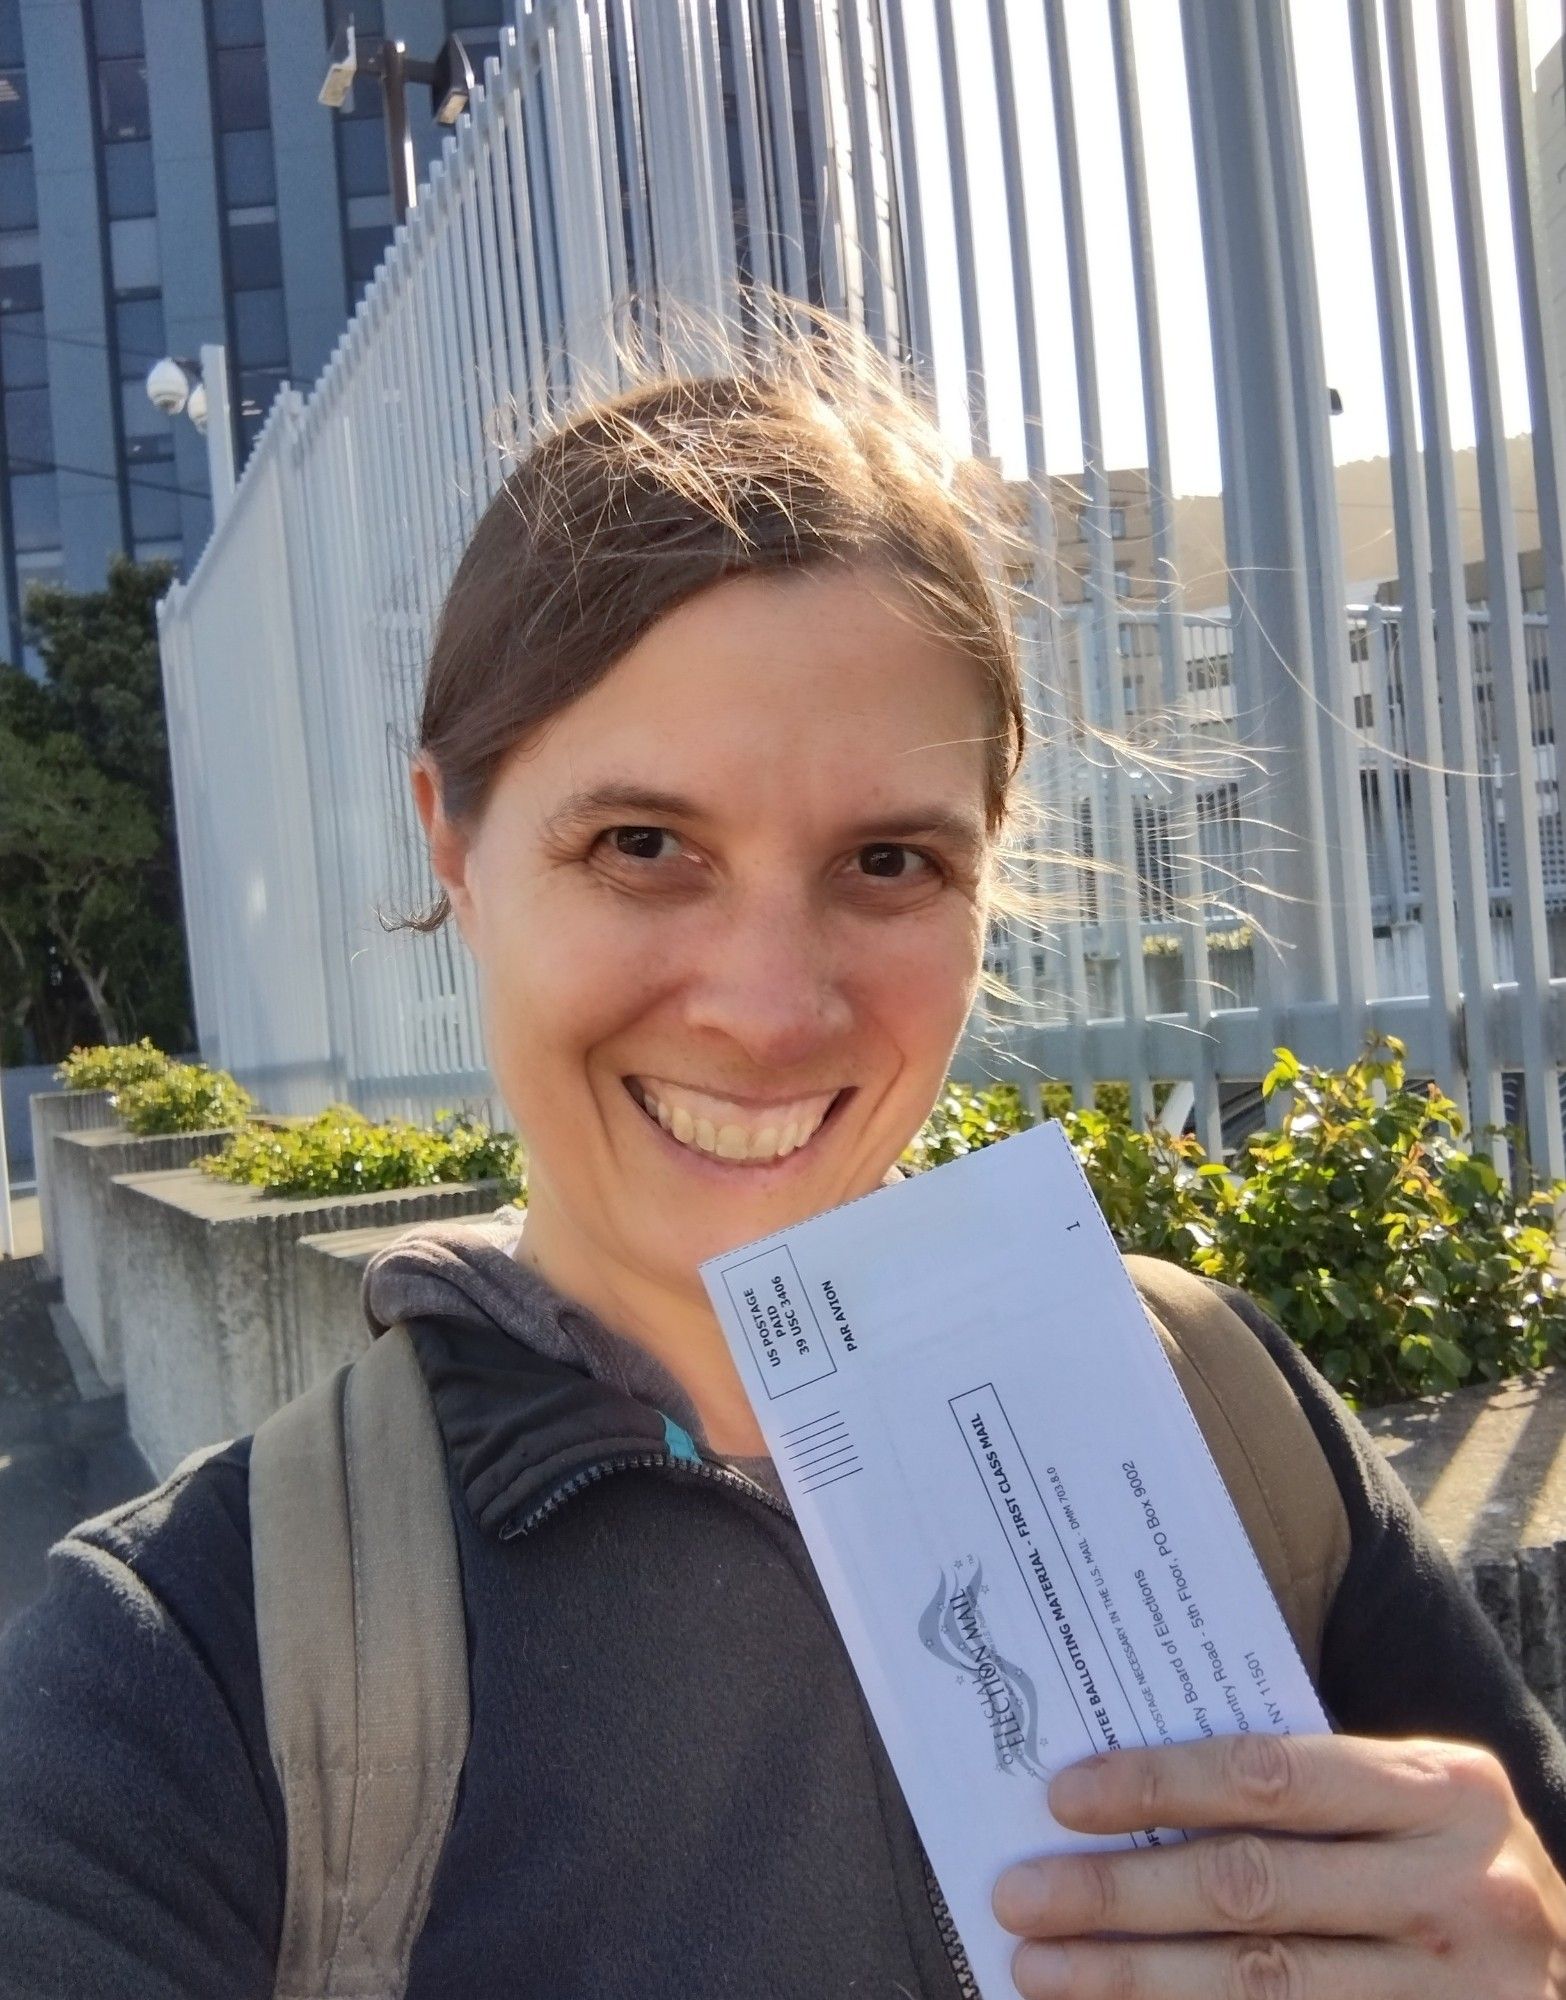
[603,825,677,861]
[856,843,937,881]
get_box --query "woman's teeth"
[627,1077,840,1164]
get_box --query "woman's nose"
[679,889,854,1072]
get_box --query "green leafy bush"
[115,1060,255,1135]
[1201,1043,1566,1403]
[900,1083,1033,1169]
[904,1043,1566,1406]
[55,1034,169,1093]
[198,1103,525,1203]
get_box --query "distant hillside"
[1172,433,1538,611]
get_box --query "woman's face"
[414,563,996,1290]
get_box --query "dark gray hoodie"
[1,1213,1564,1998]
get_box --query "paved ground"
[0,1191,152,1636]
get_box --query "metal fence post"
[1180,0,1340,1067]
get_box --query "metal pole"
[199,342,236,525]
[382,40,417,224]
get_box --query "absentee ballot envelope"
[699,1119,1329,1998]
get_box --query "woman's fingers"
[1045,1730,1516,1840]
[1009,1935,1418,2000]
[993,1830,1452,1944]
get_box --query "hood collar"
[360,1205,711,1535]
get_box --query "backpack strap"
[1125,1255,1352,1679]
[249,1323,470,2000]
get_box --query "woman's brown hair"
[389,304,1031,935]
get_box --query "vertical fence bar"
[756,0,809,303]
[501,28,551,424]
[1436,0,1562,1178]
[1255,5,1374,1050]
[930,0,986,455]
[1383,0,1506,1161]
[877,0,932,384]
[1347,0,1464,1099]
[1042,0,1151,1124]
[834,0,890,349]
[983,0,1088,1101]
[1498,0,1566,878]
[1109,0,1221,1154]
[1183,0,1341,1121]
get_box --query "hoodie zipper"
[499,1447,982,1998]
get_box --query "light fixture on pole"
[145,345,237,527]
[318,21,476,223]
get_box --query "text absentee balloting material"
[699,1120,1329,1999]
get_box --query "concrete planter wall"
[29,1089,117,1275]
[52,1126,243,1383]
[108,1166,513,1478]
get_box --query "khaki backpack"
[247,1255,1351,2000]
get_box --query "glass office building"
[2,0,509,673]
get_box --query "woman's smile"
[623,1074,852,1168]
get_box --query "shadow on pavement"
[0,1252,153,1635]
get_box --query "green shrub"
[1196,1042,1566,1404]
[115,1061,256,1135]
[1062,1109,1227,1267]
[900,1083,1033,1169]
[905,1043,1566,1406]
[55,1035,170,1094]
[198,1102,525,1202]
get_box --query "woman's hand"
[993,1731,1566,1997]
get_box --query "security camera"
[145,356,193,416]
[186,380,209,434]
[319,22,357,109]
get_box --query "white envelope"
[700,1119,1329,1999]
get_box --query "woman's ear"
[410,755,477,944]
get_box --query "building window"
[227,211,282,287]
[1108,506,1127,538]
[109,214,160,290]
[347,222,392,287]
[8,471,58,551]
[0,309,44,387]
[0,148,34,230]
[215,44,270,130]
[0,229,42,316]
[0,69,28,153]
[222,127,276,206]
[129,459,182,540]
[237,363,286,451]
[339,116,390,197]
[0,0,20,68]
[211,0,265,47]
[1114,568,1133,599]
[114,290,166,377]
[99,58,151,141]
[104,138,156,219]
[4,382,52,463]
[89,0,143,59]
[232,285,287,367]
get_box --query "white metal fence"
[157,0,1566,1178]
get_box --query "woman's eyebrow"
[538,782,704,839]
[539,783,985,854]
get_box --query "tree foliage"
[0,556,194,1061]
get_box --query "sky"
[898,0,1564,495]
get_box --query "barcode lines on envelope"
[782,1410,864,1492]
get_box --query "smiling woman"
[394,318,1029,1455]
[4,307,1566,2000]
